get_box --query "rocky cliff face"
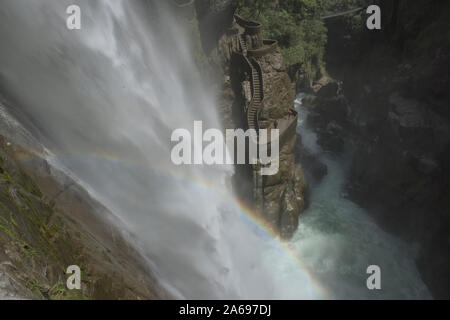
[255,49,307,238]
[0,102,164,299]
[311,0,450,298]
[195,3,307,239]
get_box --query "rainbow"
[14,148,331,299]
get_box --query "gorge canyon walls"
[311,0,450,299]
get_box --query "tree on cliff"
[236,0,327,81]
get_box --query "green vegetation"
[0,143,156,300]
[0,150,88,299]
[47,281,88,300]
[237,0,326,69]
[235,0,361,83]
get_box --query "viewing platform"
[259,114,298,146]
[247,39,278,57]
[234,14,263,35]
[232,14,297,146]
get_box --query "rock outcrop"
[195,5,307,239]
[253,45,306,238]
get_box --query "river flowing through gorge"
[292,93,430,299]
[0,0,431,299]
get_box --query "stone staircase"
[238,34,247,56]
[238,34,263,130]
[247,62,262,130]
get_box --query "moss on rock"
[0,140,160,300]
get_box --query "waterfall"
[0,0,432,300]
[0,0,320,299]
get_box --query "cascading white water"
[292,93,431,299]
[0,0,321,299]
[0,0,431,299]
